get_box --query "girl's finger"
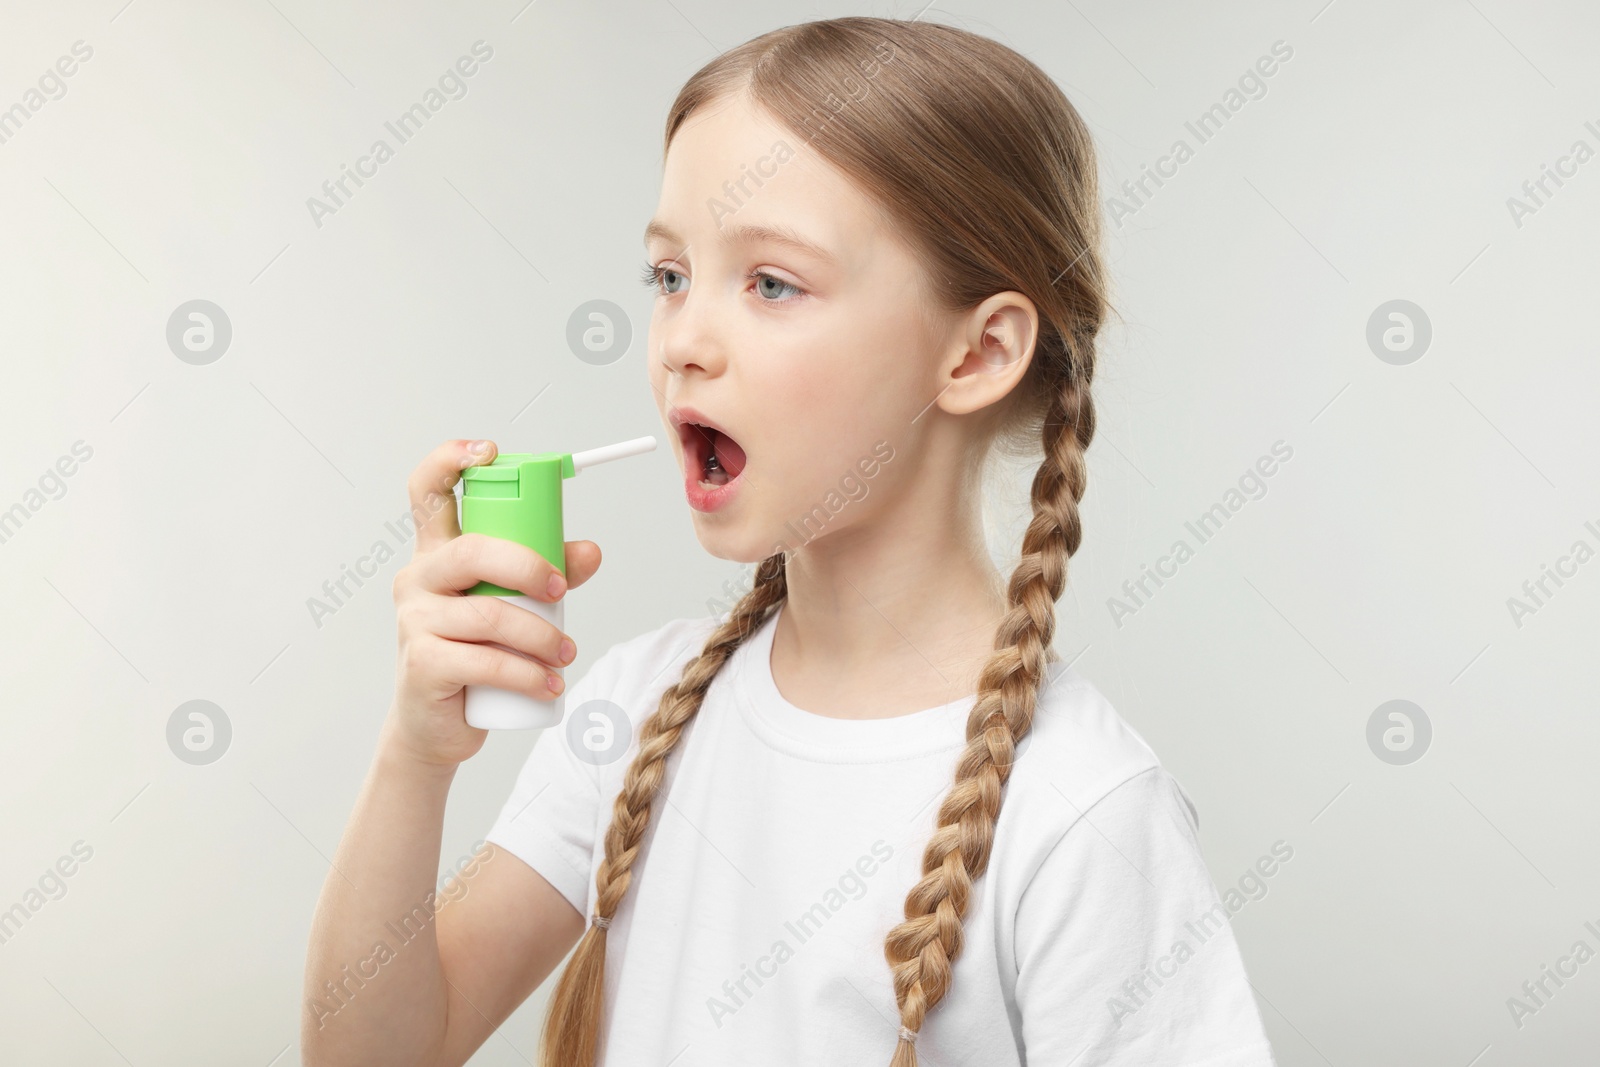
[407,440,497,555]
[421,634,564,701]
[414,533,566,601]
[427,593,574,670]
[562,540,603,591]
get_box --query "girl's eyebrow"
[643,219,837,265]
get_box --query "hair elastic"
[591,913,611,929]
[898,1025,918,1044]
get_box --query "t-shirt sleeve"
[1013,766,1277,1066]
[482,646,621,918]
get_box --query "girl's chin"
[691,522,792,568]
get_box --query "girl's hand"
[382,440,603,770]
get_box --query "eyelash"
[638,260,804,303]
[638,260,671,291]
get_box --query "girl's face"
[645,92,951,564]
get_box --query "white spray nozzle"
[570,435,657,474]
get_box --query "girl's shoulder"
[1023,661,1164,779]
[575,612,724,705]
[1005,659,1198,839]
[602,611,723,670]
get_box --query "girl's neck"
[770,508,1009,722]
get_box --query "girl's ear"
[933,291,1040,417]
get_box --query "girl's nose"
[654,287,726,379]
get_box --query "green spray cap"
[458,436,656,596]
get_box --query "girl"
[303,16,1277,1067]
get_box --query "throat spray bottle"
[458,435,656,730]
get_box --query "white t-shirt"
[485,605,1277,1066]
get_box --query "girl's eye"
[639,261,801,302]
[751,270,802,302]
[639,261,688,295]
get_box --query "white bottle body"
[463,594,564,730]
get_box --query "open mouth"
[676,419,748,488]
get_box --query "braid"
[537,553,790,1067]
[882,356,1096,1066]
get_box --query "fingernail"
[559,639,576,665]
[469,440,492,454]
[547,673,564,694]
[547,572,567,599]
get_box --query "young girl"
[304,17,1276,1067]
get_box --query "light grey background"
[2,0,1596,1064]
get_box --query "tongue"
[711,429,747,479]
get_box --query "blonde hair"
[540,16,1107,1066]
